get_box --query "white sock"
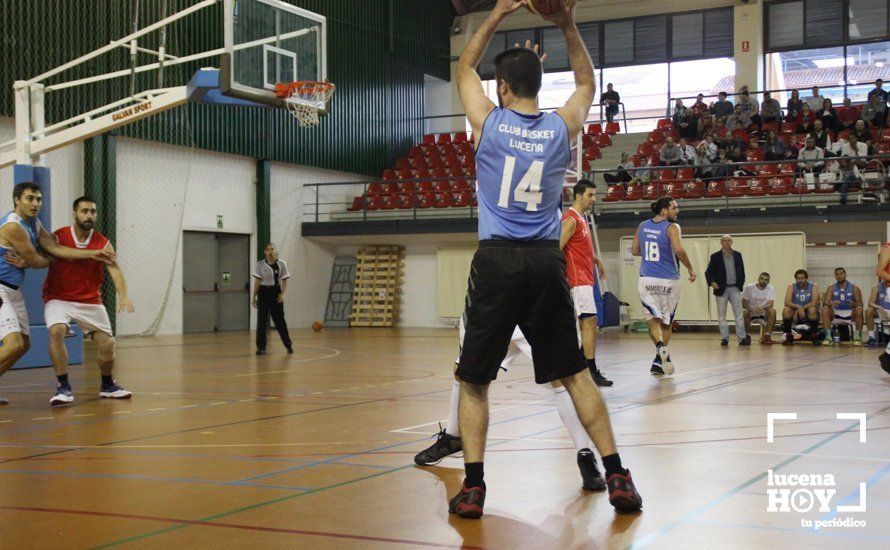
[554,387,593,451]
[445,379,460,437]
[869,329,876,339]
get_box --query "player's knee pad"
[97,337,116,362]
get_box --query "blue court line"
[0,468,312,492]
[688,519,890,543]
[626,404,890,549]
[820,461,890,521]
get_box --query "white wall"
[115,137,257,336]
[270,162,364,327]
[424,74,459,135]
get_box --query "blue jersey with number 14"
[475,108,570,241]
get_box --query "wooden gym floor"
[0,328,888,549]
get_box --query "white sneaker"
[99,383,132,399]
[657,344,674,375]
[50,385,74,407]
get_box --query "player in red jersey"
[42,197,134,406]
[559,179,611,386]
[878,242,890,374]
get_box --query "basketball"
[312,321,324,332]
[524,0,563,16]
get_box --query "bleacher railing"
[301,155,887,225]
[422,101,629,135]
[666,83,850,118]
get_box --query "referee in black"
[252,243,293,355]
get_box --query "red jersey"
[562,207,596,288]
[43,227,109,304]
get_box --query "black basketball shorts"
[456,239,586,385]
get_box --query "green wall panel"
[1,1,454,177]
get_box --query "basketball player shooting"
[448,0,642,519]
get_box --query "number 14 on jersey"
[498,156,544,212]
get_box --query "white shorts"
[0,285,29,339]
[873,308,890,321]
[832,309,854,324]
[45,300,113,336]
[570,285,598,318]
[638,276,682,325]
[458,317,530,369]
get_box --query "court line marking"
[235,346,341,377]
[626,403,890,549]
[820,460,890,521]
[0,505,482,549]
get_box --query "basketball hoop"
[276,81,335,127]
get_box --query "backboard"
[220,0,327,110]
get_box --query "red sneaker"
[607,470,643,512]
[449,481,485,519]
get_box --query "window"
[602,63,669,132]
[846,41,890,102]
[805,0,844,47]
[604,21,634,65]
[673,13,704,58]
[849,0,889,41]
[669,58,736,104]
[767,2,805,49]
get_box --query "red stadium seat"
[594,134,612,147]
[587,123,603,135]
[647,131,665,144]
[727,178,749,197]
[624,184,644,201]
[456,142,474,156]
[440,142,458,157]
[453,132,468,143]
[584,145,602,160]
[437,192,455,207]
[792,178,812,195]
[400,193,416,209]
[749,177,770,196]
[676,167,695,180]
[778,162,798,174]
[582,134,596,148]
[714,127,729,139]
[732,129,750,143]
[761,122,779,134]
[654,168,675,181]
[643,182,663,200]
[383,195,402,210]
[637,142,655,157]
[400,181,415,194]
[367,182,384,195]
[768,177,793,195]
[464,164,476,178]
[366,196,386,211]
[437,133,452,144]
[746,149,764,162]
[381,169,397,180]
[444,155,462,168]
[419,193,437,208]
[434,179,452,192]
[409,146,423,158]
[418,180,435,192]
[347,196,365,211]
[605,122,620,135]
[413,167,431,181]
[396,168,413,181]
[706,180,727,197]
[664,182,686,199]
[453,191,472,207]
[684,180,705,199]
[603,185,626,202]
[758,164,778,175]
[452,178,470,192]
[383,182,399,195]
[656,119,672,130]
[394,157,410,170]
[422,134,436,145]
[447,166,465,178]
[409,156,427,170]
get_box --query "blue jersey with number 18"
[475,107,570,241]
[638,218,680,280]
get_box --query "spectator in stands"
[683,109,701,140]
[703,133,718,158]
[820,98,839,133]
[862,93,887,129]
[806,86,825,112]
[712,117,730,144]
[852,119,874,154]
[678,138,697,164]
[691,93,712,136]
[761,92,783,128]
[736,87,762,132]
[659,136,683,166]
[797,103,816,134]
[710,91,735,120]
[836,98,860,131]
[603,151,634,185]
[838,133,868,170]
[786,89,803,122]
[601,83,620,123]
[810,119,832,152]
[727,138,748,161]
[726,104,751,132]
[867,78,889,126]
[694,141,713,179]
[833,134,867,204]
[712,148,734,179]
[797,136,824,174]
[763,130,788,161]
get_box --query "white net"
[282,82,335,127]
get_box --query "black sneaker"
[449,481,485,519]
[881,352,890,375]
[782,333,794,346]
[256,349,266,356]
[588,362,613,387]
[739,335,751,346]
[607,469,643,512]
[656,344,674,374]
[414,427,462,466]
[286,346,294,354]
[577,449,606,491]
[720,339,729,347]
[650,355,665,376]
